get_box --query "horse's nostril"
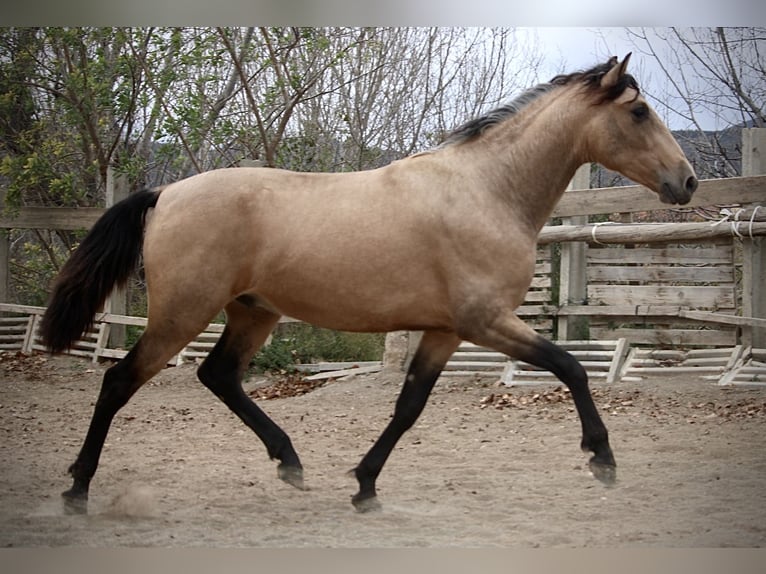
[685,175,699,194]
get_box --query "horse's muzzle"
[659,173,698,205]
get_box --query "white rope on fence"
[748,206,762,240]
[712,208,745,239]
[711,206,764,240]
[589,221,618,245]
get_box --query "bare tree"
[288,28,543,172]
[625,27,765,179]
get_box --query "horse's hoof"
[62,490,88,515]
[278,464,306,491]
[351,493,382,513]
[589,458,617,486]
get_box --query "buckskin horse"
[40,55,698,513]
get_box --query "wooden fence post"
[557,164,591,340]
[0,188,8,307]
[741,128,766,349]
[105,166,129,348]
[382,330,422,374]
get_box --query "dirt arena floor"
[1,352,764,548]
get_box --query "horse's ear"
[601,53,632,89]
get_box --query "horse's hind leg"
[196,300,304,489]
[461,311,616,485]
[62,324,201,514]
[352,329,461,512]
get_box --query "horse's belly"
[250,275,453,333]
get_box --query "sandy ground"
[0,352,765,548]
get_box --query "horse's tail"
[39,189,161,353]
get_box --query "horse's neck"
[473,93,587,231]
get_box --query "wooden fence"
[0,303,227,364]
[565,241,739,347]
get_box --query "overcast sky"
[522,28,632,74]
[521,27,735,131]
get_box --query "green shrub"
[250,324,385,373]
[251,336,297,373]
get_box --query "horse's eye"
[631,105,649,122]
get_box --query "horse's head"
[582,54,698,205]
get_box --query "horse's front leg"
[351,329,461,512]
[460,310,616,485]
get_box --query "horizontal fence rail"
[0,303,297,366]
[1,303,764,386]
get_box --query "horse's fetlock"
[67,460,87,480]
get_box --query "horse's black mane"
[551,57,639,102]
[439,57,639,148]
